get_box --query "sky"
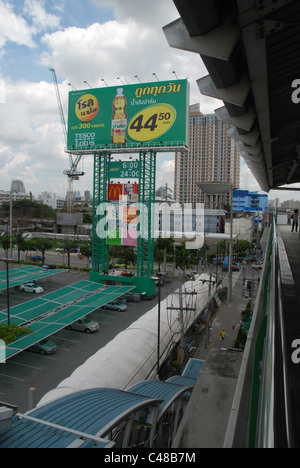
[0,0,298,203]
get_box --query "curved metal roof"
[182,357,205,379]
[0,388,162,448]
[0,357,205,448]
[166,375,197,387]
[164,0,300,193]
[127,380,193,419]
[31,388,162,437]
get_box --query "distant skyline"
[2,179,300,207]
[0,0,299,202]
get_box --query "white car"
[19,282,43,294]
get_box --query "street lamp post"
[152,273,163,374]
[1,258,11,326]
[228,186,234,304]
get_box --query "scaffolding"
[137,152,156,278]
[92,151,156,279]
[92,153,110,274]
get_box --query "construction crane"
[49,68,84,213]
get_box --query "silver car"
[101,301,128,312]
[28,339,57,355]
[67,316,99,333]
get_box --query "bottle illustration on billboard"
[111,88,127,144]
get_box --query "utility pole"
[179,284,184,365]
[228,186,234,304]
[9,187,13,261]
[166,285,197,367]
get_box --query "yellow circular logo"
[75,94,99,122]
[128,104,176,142]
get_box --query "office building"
[233,190,268,213]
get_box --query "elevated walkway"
[276,225,300,447]
[174,224,300,448]
[173,271,248,448]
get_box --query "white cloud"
[0,0,35,49]
[23,0,61,32]
[0,0,283,203]
[0,79,70,194]
[91,0,179,26]
[156,157,175,191]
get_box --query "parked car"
[19,282,43,294]
[101,301,128,312]
[123,292,141,302]
[67,316,99,333]
[243,280,253,298]
[28,339,57,355]
[42,264,56,269]
[31,255,43,262]
[222,265,240,272]
[186,271,197,280]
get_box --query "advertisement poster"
[67,80,189,151]
[107,183,139,202]
[106,184,139,246]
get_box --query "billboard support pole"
[92,152,110,274]
[137,151,156,278]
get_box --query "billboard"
[107,183,139,202]
[67,80,189,152]
[106,183,139,246]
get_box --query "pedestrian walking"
[291,209,299,232]
[220,329,226,342]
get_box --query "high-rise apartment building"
[174,105,240,206]
[11,180,26,194]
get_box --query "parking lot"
[0,258,259,413]
[0,264,183,413]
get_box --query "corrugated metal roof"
[166,375,197,387]
[0,388,162,448]
[127,380,193,419]
[182,358,205,379]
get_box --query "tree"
[175,246,192,277]
[155,237,174,272]
[30,237,54,264]
[121,247,135,270]
[0,323,32,345]
[0,233,10,256]
[80,241,93,267]
[0,199,56,220]
[56,239,78,267]
[15,232,29,261]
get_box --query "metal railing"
[224,218,293,447]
